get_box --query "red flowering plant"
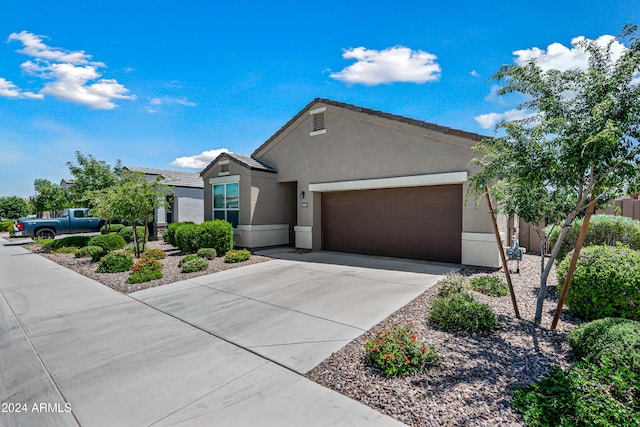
[364,322,439,377]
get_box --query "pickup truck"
[13,208,104,239]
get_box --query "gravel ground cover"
[28,240,272,294]
[306,253,582,426]
[26,238,581,425]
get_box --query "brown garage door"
[321,185,462,263]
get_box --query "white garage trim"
[308,171,468,192]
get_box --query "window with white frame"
[213,182,239,227]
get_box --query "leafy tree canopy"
[0,196,31,219]
[30,178,69,215]
[469,24,640,324]
[66,151,122,207]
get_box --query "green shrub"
[144,248,167,260]
[469,276,509,297]
[364,323,439,377]
[512,360,640,427]
[118,226,148,244]
[33,237,56,248]
[52,246,78,254]
[130,256,163,272]
[224,249,251,263]
[175,223,200,254]
[196,220,234,255]
[568,318,640,374]
[178,254,202,267]
[100,223,125,234]
[0,220,14,232]
[96,251,134,273]
[75,245,106,262]
[437,273,468,298]
[163,222,191,247]
[557,244,640,321]
[181,257,209,273]
[126,269,163,284]
[88,234,126,251]
[427,293,498,333]
[52,235,91,249]
[126,256,164,284]
[197,247,217,259]
[548,214,640,264]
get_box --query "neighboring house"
[124,166,204,234]
[200,98,509,267]
[59,179,75,190]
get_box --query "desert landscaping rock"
[27,240,580,426]
[306,253,582,426]
[29,240,271,293]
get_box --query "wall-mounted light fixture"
[299,191,305,199]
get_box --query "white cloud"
[513,34,626,72]
[474,109,534,129]
[330,46,441,85]
[470,70,480,77]
[0,77,44,100]
[171,148,229,169]
[4,31,134,109]
[145,96,196,113]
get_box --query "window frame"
[213,182,239,228]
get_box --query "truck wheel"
[35,228,56,239]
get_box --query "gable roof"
[124,166,203,188]
[199,152,277,177]
[252,98,488,157]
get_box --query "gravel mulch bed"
[306,253,583,427]
[28,240,272,294]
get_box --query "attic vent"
[313,113,324,131]
[221,163,229,173]
[309,106,327,136]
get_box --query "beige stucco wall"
[250,101,504,265]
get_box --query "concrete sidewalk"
[0,238,406,426]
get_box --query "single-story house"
[124,166,204,233]
[200,98,509,267]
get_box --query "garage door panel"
[321,185,462,263]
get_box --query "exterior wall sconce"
[299,191,305,199]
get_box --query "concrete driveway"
[1,237,455,426]
[133,248,457,373]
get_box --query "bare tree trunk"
[534,220,574,324]
[551,196,596,329]
[132,224,139,258]
[142,209,149,254]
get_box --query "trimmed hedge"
[196,220,233,256]
[548,214,640,264]
[163,222,191,247]
[75,245,106,262]
[88,234,126,251]
[568,317,640,374]
[52,235,91,250]
[175,223,200,254]
[118,226,148,244]
[557,244,640,321]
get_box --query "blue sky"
[0,0,636,197]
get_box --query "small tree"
[66,151,122,207]
[30,178,69,217]
[470,25,640,324]
[0,196,31,219]
[90,171,170,257]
